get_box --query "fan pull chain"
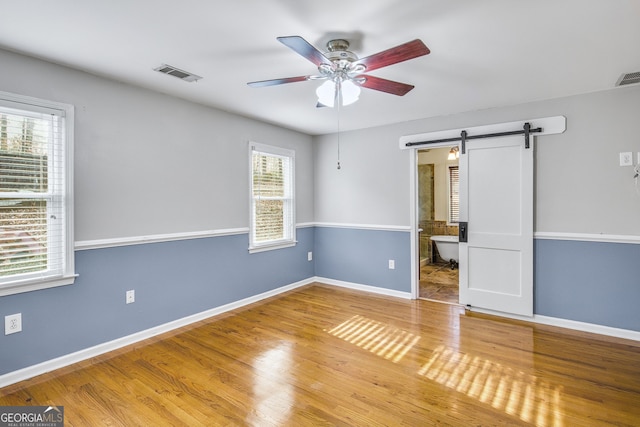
[337,89,342,170]
[337,132,341,169]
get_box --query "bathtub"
[430,235,459,263]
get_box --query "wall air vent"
[616,71,640,87]
[154,64,202,82]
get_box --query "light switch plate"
[620,152,633,166]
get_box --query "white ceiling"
[1,0,639,135]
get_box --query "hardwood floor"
[1,283,640,426]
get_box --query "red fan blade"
[355,75,415,96]
[277,36,332,67]
[247,76,310,87]
[354,39,430,73]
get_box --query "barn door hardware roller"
[405,122,543,153]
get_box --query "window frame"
[448,165,459,225]
[0,91,75,296]
[248,142,296,253]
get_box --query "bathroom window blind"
[249,142,295,253]
[0,93,75,295]
[448,166,459,223]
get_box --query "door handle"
[459,222,468,243]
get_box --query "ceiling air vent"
[616,71,640,87]
[154,64,202,82]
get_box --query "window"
[0,92,75,296]
[249,142,295,253]
[448,165,459,224]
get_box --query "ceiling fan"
[247,36,430,107]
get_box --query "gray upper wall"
[314,85,640,236]
[2,46,639,238]
[0,48,314,242]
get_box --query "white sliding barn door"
[458,135,533,317]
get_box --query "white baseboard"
[465,306,640,343]
[314,276,412,299]
[533,315,640,342]
[0,278,314,389]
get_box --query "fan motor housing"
[325,39,358,62]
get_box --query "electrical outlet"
[620,152,633,166]
[307,251,313,261]
[5,313,22,335]
[126,290,135,304]
[388,259,395,270]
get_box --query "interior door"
[458,135,533,316]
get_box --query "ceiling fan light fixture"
[316,80,336,107]
[341,80,361,106]
[316,79,361,107]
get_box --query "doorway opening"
[406,117,562,313]
[417,146,460,304]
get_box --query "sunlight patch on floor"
[418,345,564,426]
[326,315,420,363]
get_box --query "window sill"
[248,241,297,254]
[0,274,78,297]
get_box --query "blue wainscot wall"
[0,228,315,376]
[534,238,640,332]
[314,226,412,294]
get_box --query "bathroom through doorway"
[417,146,459,304]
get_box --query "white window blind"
[249,142,295,253]
[0,93,75,295]
[448,165,459,224]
